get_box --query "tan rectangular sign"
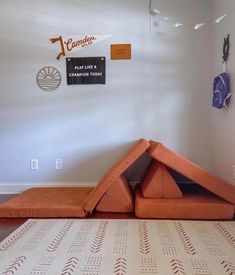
[111,44,131,60]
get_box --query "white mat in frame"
[0,219,234,274]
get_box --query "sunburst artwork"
[36,66,61,91]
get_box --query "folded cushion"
[141,161,182,198]
[0,187,93,218]
[84,138,150,213]
[135,185,235,220]
[148,141,235,204]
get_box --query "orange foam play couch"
[0,139,234,220]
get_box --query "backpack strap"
[218,74,226,87]
[222,92,231,108]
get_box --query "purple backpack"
[213,72,231,109]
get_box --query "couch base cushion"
[0,187,93,218]
[135,185,234,220]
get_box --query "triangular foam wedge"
[141,161,182,199]
[96,175,134,212]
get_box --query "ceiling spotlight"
[214,14,227,24]
[194,23,205,30]
[152,9,161,14]
[173,23,183,28]
[163,17,170,21]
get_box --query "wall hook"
[223,34,230,63]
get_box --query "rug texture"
[0,219,234,275]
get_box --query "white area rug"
[0,219,234,275]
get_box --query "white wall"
[0,0,213,192]
[211,0,235,185]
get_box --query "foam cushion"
[148,141,235,204]
[84,138,150,213]
[96,176,134,212]
[141,161,182,198]
[0,187,93,218]
[135,185,235,220]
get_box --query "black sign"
[66,57,105,85]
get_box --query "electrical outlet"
[30,159,38,170]
[55,159,63,170]
[232,165,235,180]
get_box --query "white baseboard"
[0,182,98,194]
